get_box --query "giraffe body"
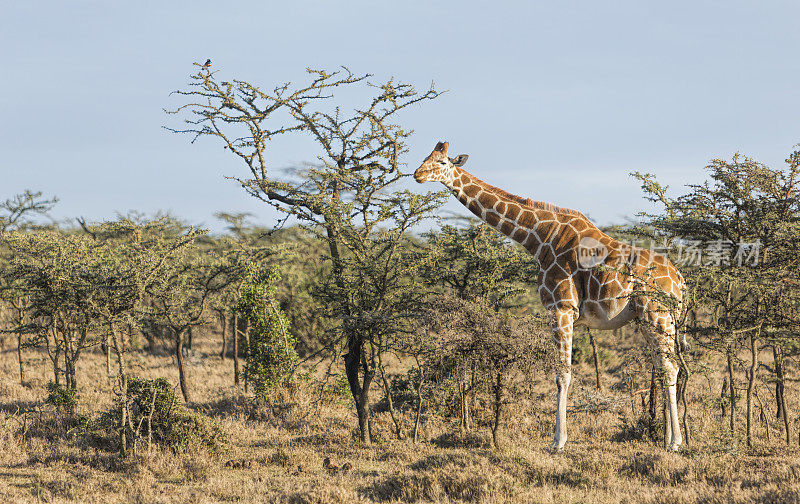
[415,141,685,451]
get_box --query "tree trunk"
[233,313,240,387]
[355,390,372,444]
[756,388,769,442]
[105,333,112,379]
[244,320,250,393]
[469,360,476,429]
[727,351,735,433]
[219,311,227,360]
[413,372,425,444]
[109,323,129,456]
[344,335,372,444]
[459,363,470,431]
[45,323,60,386]
[12,302,25,385]
[780,385,790,445]
[110,323,127,380]
[120,374,128,457]
[63,347,71,390]
[721,377,728,419]
[379,360,403,440]
[17,332,24,385]
[186,326,193,350]
[774,345,784,420]
[676,341,691,446]
[648,367,657,440]
[175,329,190,402]
[588,329,601,391]
[67,356,76,391]
[53,345,61,386]
[358,355,374,444]
[492,370,504,448]
[746,331,758,448]
[774,345,791,445]
[62,329,76,390]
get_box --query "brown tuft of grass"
[430,430,491,449]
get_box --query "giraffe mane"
[486,185,588,220]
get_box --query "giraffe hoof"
[549,441,565,453]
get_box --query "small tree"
[0,190,57,233]
[419,221,539,430]
[1,230,103,390]
[421,295,554,447]
[421,221,538,311]
[235,263,297,395]
[167,63,444,442]
[0,190,58,383]
[148,247,222,403]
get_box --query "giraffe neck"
[442,168,576,260]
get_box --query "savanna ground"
[1,324,799,504]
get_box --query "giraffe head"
[414,141,469,184]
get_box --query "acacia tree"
[77,218,204,380]
[1,231,103,390]
[1,218,203,389]
[420,295,553,447]
[148,241,239,403]
[167,64,443,442]
[0,190,57,383]
[79,217,204,455]
[421,221,539,310]
[633,146,800,447]
[419,221,538,430]
[0,190,57,233]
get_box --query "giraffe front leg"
[649,317,682,451]
[550,308,574,452]
[663,356,681,451]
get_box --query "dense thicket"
[633,147,800,446]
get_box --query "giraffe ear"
[450,154,469,167]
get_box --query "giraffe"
[415,141,686,451]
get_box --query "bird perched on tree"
[203,59,212,68]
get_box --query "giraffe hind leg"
[641,310,682,451]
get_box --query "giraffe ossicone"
[415,140,686,452]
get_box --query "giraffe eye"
[438,160,447,165]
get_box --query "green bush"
[319,373,351,403]
[46,382,77,414]
[100,377,224,452]
[236,264,298,395]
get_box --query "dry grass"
[1,329,799,504]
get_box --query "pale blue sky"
[2,1,798,231]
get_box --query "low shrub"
[45,382,77,414]
[98,376,225,453]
